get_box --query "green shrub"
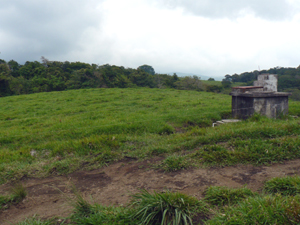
[130,190,207,225]
[204,186,255,206]
[264,176,300,196]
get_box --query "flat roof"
[232,86,263,89]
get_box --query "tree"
[0,63,12,96]
[208,77,215,81]
[137,65,155,75]
[221,79,232,88]
[224,74,232,82]
[7,60,20,77]
[175,76,203,91]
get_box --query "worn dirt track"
[1,158,300,224]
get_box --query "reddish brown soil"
[2,158,300,224]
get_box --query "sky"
[1,0,300,79]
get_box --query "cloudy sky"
[1,0,300,78]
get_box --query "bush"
[130,190,207,225]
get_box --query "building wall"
[253,96,289,118]
[232,96,289,119]
[232,96,254,119]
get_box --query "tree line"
[0,58,229,97]
[0,58,170,96]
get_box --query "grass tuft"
[263,175,300,196]
[206,195,300,225]
[69,186,94,218]
[159,155,191,172]
[204,186,255,206]
[130,189,207,225]
[0,183,27,210]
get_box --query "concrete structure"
[254,74,277,92]
[230,74,291,119]
[212,119,241,127]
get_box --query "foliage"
[0,58,212,96]
[175,76,204,91]
[137,64,155,75]
[130,189,207,225]
[204,186,255,206]
[263,176,300,196]
[221,79,231,88]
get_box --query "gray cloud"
[1,0,299,78]
[0,0,104,63]
[159,0,295,20]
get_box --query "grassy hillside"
[0,88,300,184]
[2,87,300,224]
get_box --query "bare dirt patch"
[2,158,300,224]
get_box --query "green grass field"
[1,88,300,183]
[2,87,300,224]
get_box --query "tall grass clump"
[130,189,207,225]
[264,176,300,196]
[204,186,255,206]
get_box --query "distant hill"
[167,72,223,81]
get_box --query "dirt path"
[1,158,300,224]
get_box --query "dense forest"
[222,66,300,100]
[0,58,215,97]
